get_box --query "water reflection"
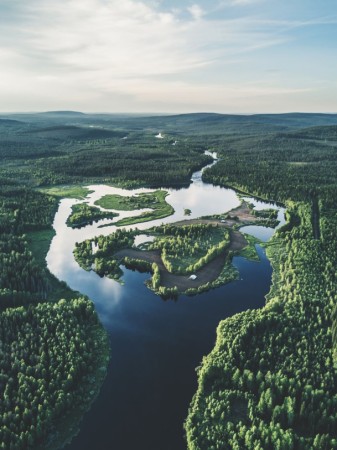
[46,156,285,450]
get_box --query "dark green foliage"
[74,229,135,277]
[67,203,117,228]
[186,203,337,449]
[1,111,337,448]
[251,209,280,228]
[123,257,153,273]
[0,158,109,447]
[202,134,337,203]
[0,181,59,306]
[0,298,108,450]
[186,115,337,450]
[148,223,230,274]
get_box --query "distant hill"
[27,125,125,140]
[0,118,25,126]
[2,112,337,136]
[99,112,337,135]
[42,111,86,116]
[284,124,337,141]
[251,113,337,128]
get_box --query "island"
[73,201,266,297]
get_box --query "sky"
[0,0,337,113]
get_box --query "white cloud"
[187,4,205,20]
[230,0,264,5]
[0,1,289,80]
[0,0,336,112]
[218,0,264,6]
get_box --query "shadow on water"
[65,246,271,450]
[46,154,281,450]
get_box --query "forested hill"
[3,111,337,133]
[186,120,337,448]
[0,112,337,448]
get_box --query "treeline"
[0,185,58,234]
[0,174,109,448]
[148,224,230,274]
[1,115,214,189]
[0,181,59,306]
[0,298,108,450]
[187,122,337,449]
[67,203,117,228]
[74,229,135,277]
[186,202,337,449]
[203,133,337,203]
[30,137,211,188]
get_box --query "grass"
[148,224,230,274]
[185,262,239,296]
[38,185,92,199]
[238,234,261,261]
[26,229,78,301]
[112,190,174,226]
[94,192,156,210]
[67,203,118,228]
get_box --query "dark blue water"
[46,156,281,449]
[65,246,271,450]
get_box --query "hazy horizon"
[2,110,337,116]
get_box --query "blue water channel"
[47,156,284,450]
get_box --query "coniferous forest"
[0,112,337,448]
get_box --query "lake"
[46,156,284,450]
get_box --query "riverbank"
[26,223,110,450]
[76,200,264,297]
[114,229,247,295]
[98,190,175,227]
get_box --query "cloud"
[218,0,265,6]
[0,0,278,88]
[187,4,205,20]
[0,0,336,112]
[230,0,264,5]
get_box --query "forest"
[73,222,241,297]
[147,223,230,274]
[185,124,337,449]
[0,176,109,449]
[0,111,337,448]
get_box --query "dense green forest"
[74,228,136,279]
[0,111,337,448]
[73,222,242,297]
[185,124,337,449]
[0,176,109,448]
[147,223,230,274]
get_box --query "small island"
[94,190,174,226]
[73,201,266,298]
[67,203,118,228]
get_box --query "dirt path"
[114,229,247,291]
[174,201,258,229]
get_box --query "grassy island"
[95,190,174,226]
[2,112,337,449]
[147,223,230,274]
[67,203,118,228]
[73,221,257,298]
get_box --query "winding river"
[47,155,285,450]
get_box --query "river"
[46,154,285,450]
